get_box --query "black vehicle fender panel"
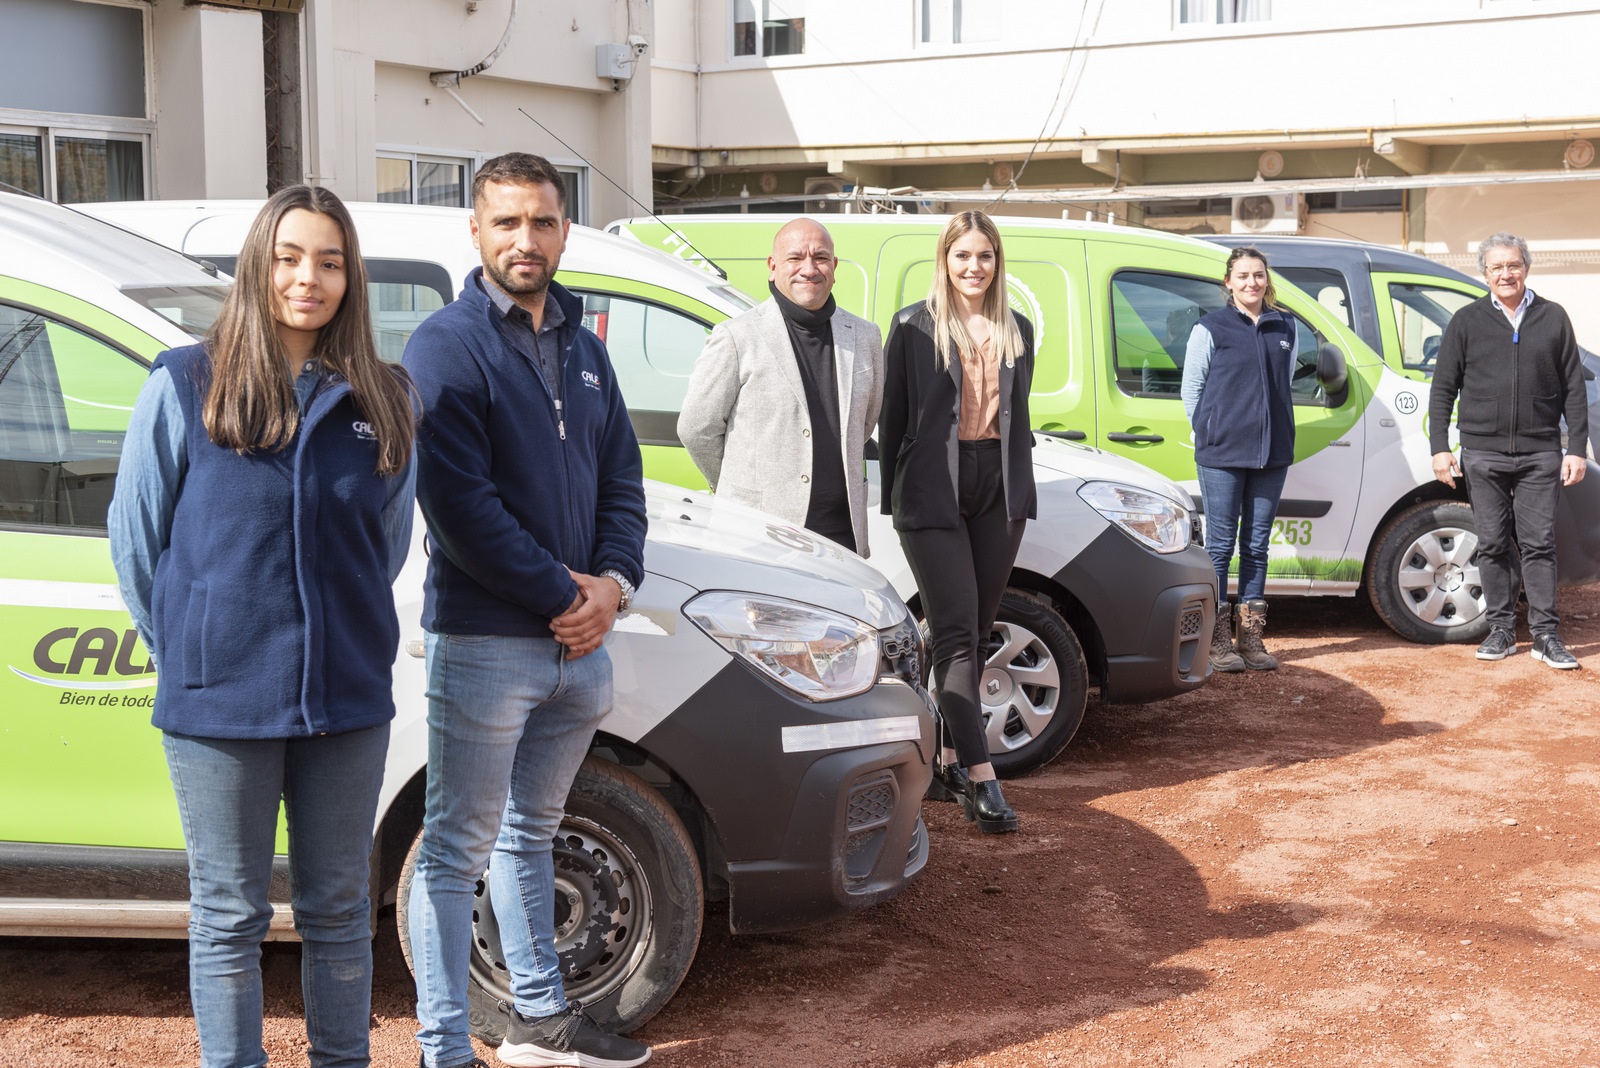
[1052,528,1216,703]
[635,663,933,866]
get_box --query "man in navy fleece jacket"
[402,153,651,1068]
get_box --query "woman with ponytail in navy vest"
[1181,246,1297,675]
[109,186,418,1068]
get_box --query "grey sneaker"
[1476,628,1517,661]
[498,1004,651,1067]
[1531,633,1579,670]
[1209,604,1245,673]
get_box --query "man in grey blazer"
[678,218,885,555]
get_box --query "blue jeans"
[1196,464,1290,604]
[163,724,391,1068]
[408,633,612,1068]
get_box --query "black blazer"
[878,301,1037,530]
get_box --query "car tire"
[1367,500,1491,644]
[928,589,1086,777]
[396,756,704,1039]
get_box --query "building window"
[376,152,472,208]
[920,0,1000,45]
[1178,0,1270,23]
[0,125,147,203]
[0,0,151,203]
[734,0,806,57]
[1305,190,1404,212]
[375,151,589,225]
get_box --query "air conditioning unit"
[1231,192,1303,235]
[804,176,849,214]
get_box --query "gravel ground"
[5,589,1600,1067]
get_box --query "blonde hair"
[927,211,1026,371]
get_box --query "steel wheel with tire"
[396,756,704,1039]
[933,589,1088,777]
[1367,500,1490,644]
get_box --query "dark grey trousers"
[1461,449,1562,636]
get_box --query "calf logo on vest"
[10,627,158,700]
[352,420,377,441]
[1279,339,1292,351]
[582,370,602,391]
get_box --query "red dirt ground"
[5,588,1599,1067]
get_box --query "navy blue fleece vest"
[1191,305,1297,469]
[149,345,399,739]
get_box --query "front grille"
[847,782,894,829]
[1179,606,1204,638]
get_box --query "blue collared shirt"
[108,359,416,663]
[1494,286,1535,333]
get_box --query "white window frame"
[915,0,1002,48]
[729,0,807,61]
[375,148,590,225]
[1172,0,1271,26]
[375,147,475,209]
[0,113,153,202]
[0,0,155,202]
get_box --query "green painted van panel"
[0,276,165,359]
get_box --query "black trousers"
[899,441,1026,768]
[1461,449,1562,636]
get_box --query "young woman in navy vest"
[109,186,418,1068]
[1181,246,1298,674]
[880,212,1037,834]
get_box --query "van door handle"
[1038,430,1088,441]
[1107,432,1164,443]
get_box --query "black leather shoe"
[961,779,1019,834]
[925,761,970,803]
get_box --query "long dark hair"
[1221,245,1280,311]
[203,185,416,476]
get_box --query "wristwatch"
[600,569,635,613]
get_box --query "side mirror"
[1317,343,1349,405]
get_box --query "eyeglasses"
[1485,262,1527,276]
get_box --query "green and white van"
[611,214,1600,644]
[0,193,938,1037]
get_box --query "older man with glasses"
[1429,231,1588,669]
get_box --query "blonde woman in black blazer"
[879,211,1036,834]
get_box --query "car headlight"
[1077,481,1192,554]
[685,591,881,701]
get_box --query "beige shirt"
[958,339,1001,441]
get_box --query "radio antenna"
[516,107,727,280]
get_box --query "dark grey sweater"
[1428,293,1588,455]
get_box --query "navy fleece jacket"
[403,272,646,637]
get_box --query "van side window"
[1109,272,1224,399]
[1112,272,1340,408]
[1390,283,1476,373]
[1277,268,1353,329]
[0,304,148,533]
[1283,312,1332,407]
[575,292,711,419]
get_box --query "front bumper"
[637,663,934,935]
[1055,527,1217,704]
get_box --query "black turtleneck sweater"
[770,282,853,551]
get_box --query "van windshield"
[121,286,230,339]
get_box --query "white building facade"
[649,0,1600,335]
[0,0,656,226]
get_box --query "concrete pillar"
[149,1,268,200]
[595,0,654,226]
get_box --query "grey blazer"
[678,299,885,556]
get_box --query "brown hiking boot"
[1210,603,1245,673]
[1236,598,1279,671]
